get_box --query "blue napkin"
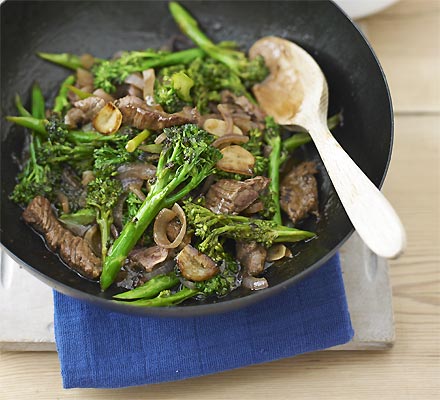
[54,254,353,389]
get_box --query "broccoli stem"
[113,273,180,300]
[100,164,192,290]
[37,52,84,70]
[126,129,150,152]
[31,83,46,120]
[14,94,32,117]
[59,208,96,225]
[268,135,282,225]
[283,132,311,153]
[66,84,93,99]
[6,116,48,138]
[282,112,342,154]
[53,75,75,113]
[118,287,199,307]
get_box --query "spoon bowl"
[250,36,406,259]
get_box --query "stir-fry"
[7,2,340,306]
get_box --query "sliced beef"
[236,241,267,276]
[280,162,319,225]
[205,176,270,215]
[128,246,169,272]
[115,95,198,130]
[22,196,102,279]
[64,96,106,128]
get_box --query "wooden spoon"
[250,36,406,258]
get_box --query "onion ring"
[153,203,187,249]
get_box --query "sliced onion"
[128,184,146,201]
[93,102,122,135]
[153,203,187,249]
[216,145,255,175]
[128,85,143,98]
[242,275,269,291]
[116,162,156,190]
[110,224,119,239]
[80,53,95,69]
[84,224,101,256]
[154,132,167,144]
[212,134,249,149]
[142,69,156,105]
[203,118,243,137]
[217,104,234,134]
[76,68,94,88]
[176,244,218,282]
[267,244,288,261]
[93,89,115,102]
[143,260,175,281]
[124,72,144,90]
[113,193,128,230]
[81,170,95,187]
[57,192,70,214]
[179,276,197,290]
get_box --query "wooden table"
[1,1,438,398]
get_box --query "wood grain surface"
[0,0,438,398]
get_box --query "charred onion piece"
[153,203,187,249]
[266,244,288,261]
[142,69,156,105]
[216,145,255,175]
[176,244,219,282]
[203,118,243,137]
[242,275,269,291]
[212,134,249,149]
[93,102,122,135]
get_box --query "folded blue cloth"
[54,253,353,389]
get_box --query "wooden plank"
[361,0,440,113]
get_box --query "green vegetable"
[9,90,56,205]
[31,83,46,120]
[126,129,150,152]
[282,112,343,153]
[59,208,96,225]
[66,85,93,99]
[264,116,282,224]
[53,75,75,113]
[93,48,204,93]
[14,94,32,117]
[100,124,222,290]
[6,116,47,137]
[118,287,199,307]
[113,273,180,300]
[195,256,240,297]
[86,175,122,261]
[171,71,194,102]
[37,52,84,70]
[169,2,268,87]
[184,202,315,249]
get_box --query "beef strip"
[22,196,102,279]
[115,95,198,130]
[64,96,106,128]
[236,241,267,276]
[205,176,270,215]
[280,161,319,224]
[128,246,169,272]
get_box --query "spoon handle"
[308,122,406,258]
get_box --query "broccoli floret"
[100,124,223,290]
[86,175,122,261]
[195,256,240,297]
[155,65,191,113]
[184,202,315,249]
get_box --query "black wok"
[0,0,393,316]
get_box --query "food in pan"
[7,2,340,306]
